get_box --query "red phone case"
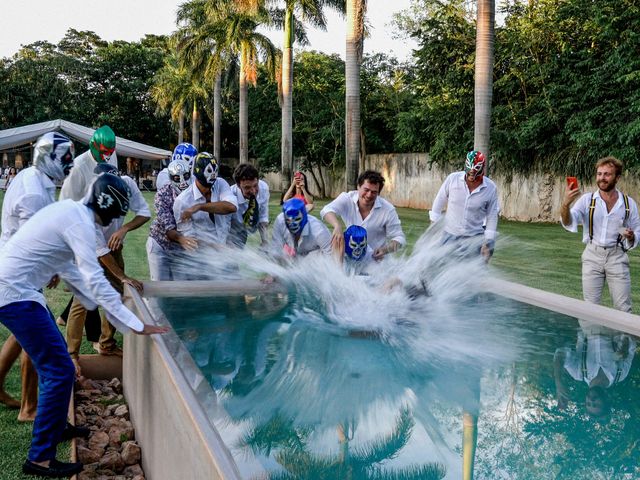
[566,177,578,189]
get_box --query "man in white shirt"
[554,321,635,416]
[561,156,640,312]
[271,198,332,259]
[429,150,500,262]
[65,164,150,367]
[0,132,75,418]
[0,174,167,478]
[227,163,270,249]
[173,153,237,278]
[321,170,406,260]
[59,125,117,202]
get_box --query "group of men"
[0,127,166,478]
[0,126,638,478]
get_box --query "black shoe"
[22,458,83,478]
[59,422,90,442]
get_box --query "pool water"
[157,293,640,480]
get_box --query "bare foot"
[72,357,82,377]
[0,390,20,409]
[17,409,36,422]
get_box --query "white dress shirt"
[96,175,151,257]
[59,150,119,201]
[429,172,500,241]
[156,168,170,191]
[0,167,56,249]
[270,214,332,258]
[0,200,144,332]
[227,180,270,243]
[173,179,238,246]
[562,190,640,249]
[320,191,406,250]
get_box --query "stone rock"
[88,431,110,451]
[114,404,129,418]
[98,451,125,473]
[123,464,144,477]
[108,424,134,447]
[77,445,102,464]
[78,471,98,480]
[121,441,141,465]
[132,475,145,480]
[107,378,123,394]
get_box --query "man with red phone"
[561,157,640,312]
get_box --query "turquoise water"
[158,293,640,480]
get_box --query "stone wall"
[261,154,640,222]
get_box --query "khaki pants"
[581,243,631,313]
[66,249,123,357]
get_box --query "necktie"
[243,195,259,232]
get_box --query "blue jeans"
[0,301,75,462]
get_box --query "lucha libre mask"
[172,142,198,171]
[283,198,308,235]
[33,132,75,181]
[87,173,130,226]
[464,150,486,180]
[192,152,218,187]
[344,225,367,261]
[168,159,191,193]
[90,125,116,163]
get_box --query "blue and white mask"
[344,225,367,260]
[283,198,308,235]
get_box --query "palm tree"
[474,0,495,171]
[175,0,228,158]
[242,409,447,479]
[279,0,344,191]
[345,0,366,190]
[150,50,206,147]
[212,2,278,163]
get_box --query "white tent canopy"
[0,119,171,161]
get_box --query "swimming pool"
[125,279,640,480]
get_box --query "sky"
[1,0,417,61]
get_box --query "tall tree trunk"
[239,45,249,164]
[281,6,294,191]
[345,0,365,190]
[214,71,222,161]
[192,100,200,149]
[474,0,495,172]
[178,108,185,144]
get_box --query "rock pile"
[74,377,145,480]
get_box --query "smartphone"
[566,176,578,190]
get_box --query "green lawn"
[0,188,638,478]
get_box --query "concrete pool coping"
[121,278,640,479]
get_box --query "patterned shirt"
[149,184,179,251]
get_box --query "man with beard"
[561,156,640,312]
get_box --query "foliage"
[0,29,173,149]
[396,0,640,177]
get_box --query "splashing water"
[168,220,526,369]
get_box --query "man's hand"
[122,277,144,293]
[177,235,198,251]
[46,275,60,289]
[108,228,128,251]
[560,184,581,226]
[480,243,493,263]
[620,227,635,243]
[330,227,344,253]
[135,324,170,335]
[181,205,200,222]
[373,246,387,261]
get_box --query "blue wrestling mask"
[344,225,367,260]
[283,198,308,234]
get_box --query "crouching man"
[0,174,167,478]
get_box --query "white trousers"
[581,243,631,313]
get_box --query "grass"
[0,188,639,478]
